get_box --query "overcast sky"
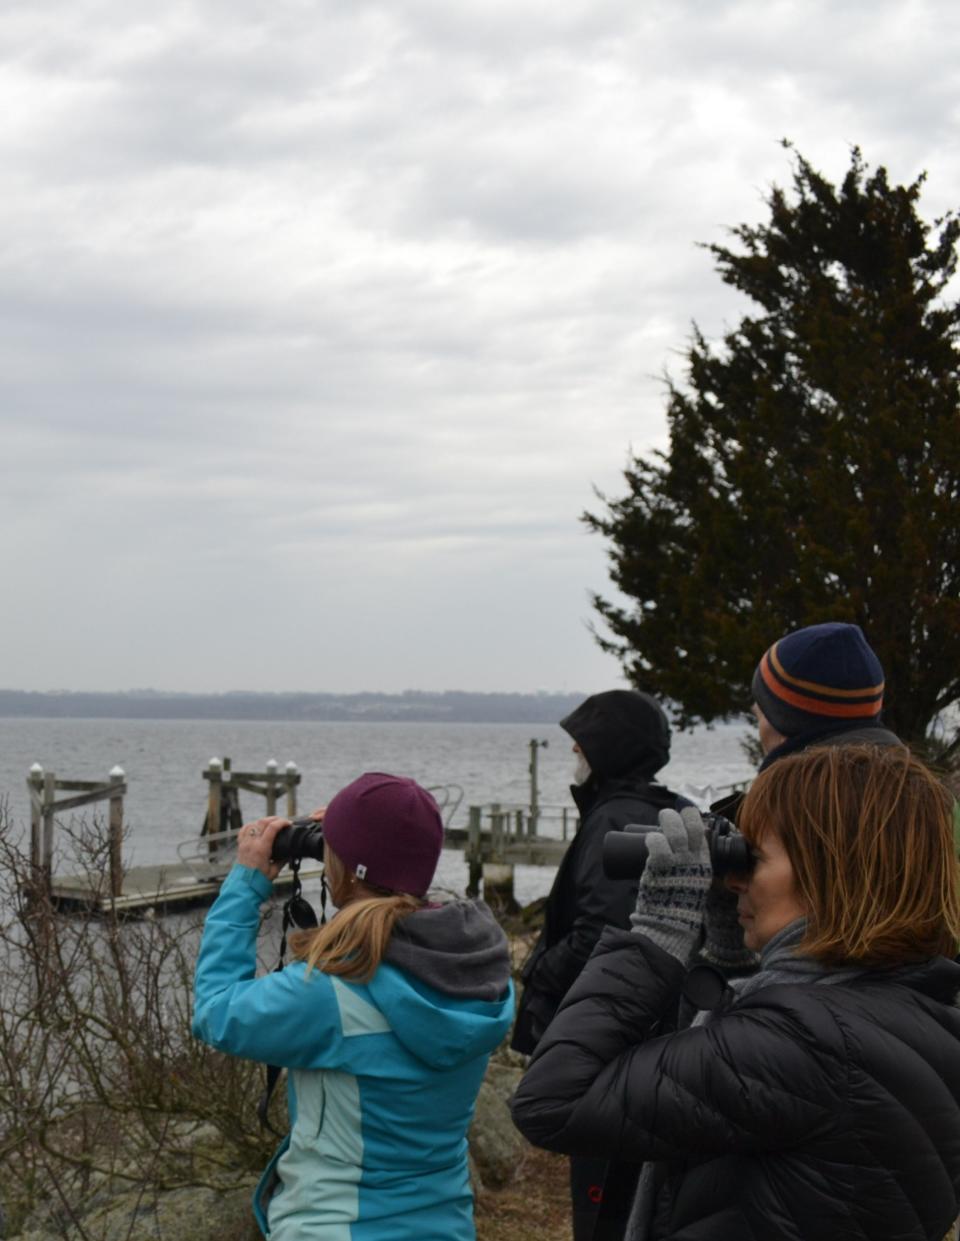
[2,0,958,695]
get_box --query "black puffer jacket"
[512,927,960,1241]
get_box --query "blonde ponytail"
[290,891,422,983]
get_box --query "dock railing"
[457,782,751,908]
[458,801,577,906]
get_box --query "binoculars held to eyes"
[602,812,755,881]
[270,818,326,864]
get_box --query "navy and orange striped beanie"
[751,622,884,737]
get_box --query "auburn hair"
[289,845,422,983]
[738,744,960,966]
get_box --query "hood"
[560,689,670,778]
[386,897,511,1000]
[366,898,514,1069]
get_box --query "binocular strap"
[257,862,327,1132]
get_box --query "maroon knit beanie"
[322,772,443,897]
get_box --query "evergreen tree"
[587,145,960,754]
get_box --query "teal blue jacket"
[193,865,514,1240]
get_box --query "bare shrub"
[0,806,285,1237]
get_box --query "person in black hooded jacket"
[511,689,687,1239]
[512,744,960,1241]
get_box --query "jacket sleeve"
[527,813,636,1002]
[511,927,844,1161]
[192,865,347,1069]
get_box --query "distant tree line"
[0,688,589,725]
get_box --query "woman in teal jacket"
[193,772,514,1240]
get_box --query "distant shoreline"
[0,688,590,725]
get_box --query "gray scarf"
[625,919,863,1241]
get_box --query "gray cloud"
[2,0,958,692]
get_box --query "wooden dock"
[30,757,575,917]
[49,860,326,916]
[49,827,570,916]
[444,826,569,866]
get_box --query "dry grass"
[475,1144,573,1241]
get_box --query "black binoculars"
[602,812,754,880]
[270,818,325,864]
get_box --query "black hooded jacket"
[512,927,960,1241]
[511,691,687,1055]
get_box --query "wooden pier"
[30,751,575,917]
[49,858,327,915]
[48,825,570,916]
[445,825,569,866]
[34,755,315,916]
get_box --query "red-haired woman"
[512,745,960,1241]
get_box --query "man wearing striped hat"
[701,621,902,977]
[750,620,900,769]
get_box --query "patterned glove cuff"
[630,913,700,964]
[700,941,759,971]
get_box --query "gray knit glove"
[630,806,712,963]
[700,882,759,972]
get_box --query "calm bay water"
[0,717,755,904]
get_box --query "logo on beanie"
[356,864,367,879]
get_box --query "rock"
[19,1184,260,1241]
[468,1079,527,1190]
[10,1062,531,1236]
[164,1120,224,1154]
[484,1061,524,1106]
[468,1149,485,1196]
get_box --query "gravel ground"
[475,1144,573,1241]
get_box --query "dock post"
[223,758,244,831]
[466,805,482,897]
[483,804,517,912]
[41,770,56,894]
[108,766,125,899]
[482,860,517,913]
[206,758,222,829]
[206,759,222,858]
[284,762,299,817]
[528,738,548,836]
[221,757,234,831]
[28,764,44,873]
[265,759,279,815]
[489,803,502,854]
